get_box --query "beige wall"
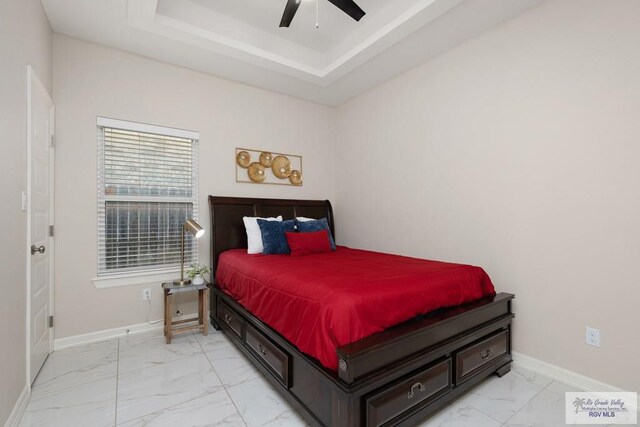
[0,0,52,423]
[52,35,336,339]
[335,0,640,391]
[48,0,640,395]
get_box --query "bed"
[208,196,514,427]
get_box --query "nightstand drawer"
[245,323,290,387]
[217,300,243,339]
[455,330,508,384]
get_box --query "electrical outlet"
[142,288,151,301]
[585,327,600,347]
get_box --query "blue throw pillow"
[296,218,336,250]
[257,219,296,254]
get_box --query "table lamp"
[174,218,205,286]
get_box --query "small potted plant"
[187,263,210,285]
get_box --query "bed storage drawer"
[365,358,452,427]
[455,330,508,384]
[245,323,290,387]
[218,300,243,339]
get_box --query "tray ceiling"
[41,0,541,106]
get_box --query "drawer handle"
[224,314,233,325]
[480,349,492,360]
[407,382,425,399]
[256,343,267,357]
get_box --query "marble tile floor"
[19,330,627,427]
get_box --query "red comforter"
[216,247,495,370]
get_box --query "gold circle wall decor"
[235,148,302,186]
[259,152,273,167]
[289,170,302,186]
[236,151,251,168]
[247,162,266,183]
[271,155,292,178]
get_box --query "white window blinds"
[97,118,199,275]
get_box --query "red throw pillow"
[285,230,332,257]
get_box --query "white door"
[28,66,54,383]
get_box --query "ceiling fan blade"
[279,0,301,27]
[327,0,366,22]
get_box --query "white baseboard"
[4,384,30,427]
[54,320,164,350]
[53,312,202,351]
[512,351,639,411]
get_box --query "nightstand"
[162,282,209,344]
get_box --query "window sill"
[92,268,181,289]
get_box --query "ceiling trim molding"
[126,0,464,86]
[42,0,543,105]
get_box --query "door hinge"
[48,315,54,328]
[49,225,54,237]
[50,135,55,147]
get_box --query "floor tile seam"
[499,383,549,426]
[221,361,311,426]
[117,348,211,377]
[120,330,249,426]
[194,331,249,427]
[114,388,231,426]
[33,350,119,391]
[115,332,230,426]
[114,338,121,426]
[197,335,249,388]
[41,351,119,366]
[30,371,119,401]
[118,354,224,408]
[462,403,505,425]
[542,379,571,396]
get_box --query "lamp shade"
[184,218,205,239]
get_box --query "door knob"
[31,245,46,255]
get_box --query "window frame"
[93,117,200,288]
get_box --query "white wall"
[53,35,335,339]
[335,0,640,391]
[0,0,52,423]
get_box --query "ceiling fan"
[279,0,366,28]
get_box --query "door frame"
[26,65,55,386]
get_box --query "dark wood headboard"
[208,196,335,280]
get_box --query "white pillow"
[243,216,282,254]
[296,217,315,222]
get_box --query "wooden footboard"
[211,288,514,427]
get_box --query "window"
[97,118,199,276]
